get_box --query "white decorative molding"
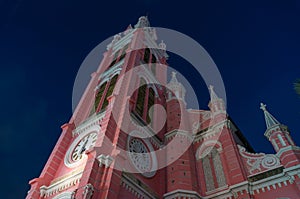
[72,112,105,137]
[136,66,160,97]
[163,189,201,199]
[165,129,193,142]
[264,124,288,139]
[238,145,281,175]
[191,111,211,132]
[98,59,124,84]
[51,192,74,199]
[96,154,114,168]
[276,145,300,157]
[193,119,228,143]
[121,173,157,199]
[201,165,300,199]
[40,170,83,198]
[195,140,223,160]
[106,29,135,52]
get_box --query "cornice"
[72,111,105,137]
[40,170,83,198]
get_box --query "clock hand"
[80,138,89,154]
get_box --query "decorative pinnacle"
[260,102,281,128]
[172,71,176,78]
[208,85,219,101]
[170,72,178,83]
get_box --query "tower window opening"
[143,48,150,63]
[101,75,119,111]
[277,134,286,147]
[90,82,108,115]
[135,79,147,118]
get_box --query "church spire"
[260,103,280,128]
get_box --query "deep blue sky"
[1,0,300,198]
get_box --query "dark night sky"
[1,0,300,198]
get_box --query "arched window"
[277,134,286,147]
[91,75,119,115]
[143,48,150,63]
[201,147,226,192]
[212,148,226,187]
[202,155,215,191]
[102,75,118,110]
[151,54,157,75]
[90,82,107,116]
[135,78,147,118]
[146,88,155,124]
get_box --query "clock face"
[127,136,157,178]
[71,132,97,162]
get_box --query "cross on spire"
[260,103,267,112]
[260,102,281,128]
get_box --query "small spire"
[260,103,280,128]
[171,72,178,83]
[208,85,219,101]
[167,72,186,102]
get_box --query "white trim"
[98,59,124,84]
[163,189,201,199]
[40,170,82,198]
[51,192,73,199]
[111,30,135,53]
[121,173,157,199]
[276,145,300,157]
[72,111,105,137]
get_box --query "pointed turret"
[260,103,280,128]
[260,103,288,141]
[260,103,300,168]
[208,85,226,114]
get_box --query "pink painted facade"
[26,17,300,199]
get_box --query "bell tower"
[26,16,169,199]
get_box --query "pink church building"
[26,17,300,199]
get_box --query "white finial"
[172,71,176,78]
[208,85,214,92]
[159,40,166,50]
[260,103,267,112]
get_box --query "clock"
[127,134,157,178]
[64,132,98,168]
[71,132,97,161]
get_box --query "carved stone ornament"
[83,183,94,199]
[238,145,281,175]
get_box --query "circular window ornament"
[127,133,157,178]
[64,127,100,168]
